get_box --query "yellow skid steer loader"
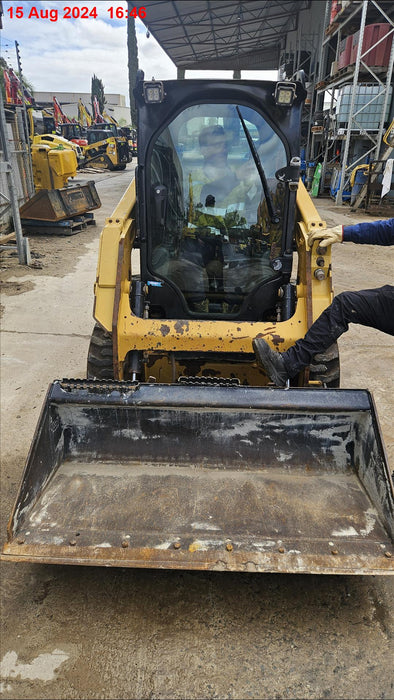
[82,124,131,171]
[3,77,393,575]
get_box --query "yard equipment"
[78,98,93,128]
[82,97,132,169]
[118,126,137,156]
[3,77,393,575]
[19,180,100,225]
[23,133,101,225]
[57,122,88,148]
[30,133,80,190]
[52,96,88,147]
[83,127,130,170]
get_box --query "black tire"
[87,323,114,379]
[309,342,340,388]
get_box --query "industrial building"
[134,0,393,210]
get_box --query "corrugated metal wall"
[0,107,32,234]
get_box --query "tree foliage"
[91,74,106,114]
[127,7,139,127]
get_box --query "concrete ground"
[0,167,393,699]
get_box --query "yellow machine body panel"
[32,133,81,154]
[93,179,332,381]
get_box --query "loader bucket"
[2,381,393,575]
[19,182,101,222]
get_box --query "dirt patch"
[0,278,35,296]
[0,228,99,320]
[0,169,133,294]
[314,199,394,228]
[0,225,100,283]
[0,171,127,318]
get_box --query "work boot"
[252,338,289,387]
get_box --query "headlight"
[143,81,165,103]
[274,82,296,107]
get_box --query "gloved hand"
[308,225,343,248]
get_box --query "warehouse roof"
[133,1,311,70]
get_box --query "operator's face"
[201,135,227,159]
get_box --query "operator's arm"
[342,218,394,245]
[308,217,394,248]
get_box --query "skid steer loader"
[2,77,393,575]
[82,125,131,171]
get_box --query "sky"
[1,0,277,106]
[1,0,177,102]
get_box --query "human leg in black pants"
[253,285,394,386]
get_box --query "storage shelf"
[316,64,389,92]
[312,0,394,206]
[324,0,394,41]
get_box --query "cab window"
[149,103,287,314]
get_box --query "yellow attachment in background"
[31,143,77,190]
[349,164,370,187]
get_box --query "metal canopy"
[133,1,311,70]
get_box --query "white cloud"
[1,0,278,103]
[136,19,177,82]
[1,1,177,102]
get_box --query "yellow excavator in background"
[78,98,93,128]
[2,76,393,576]
[102,107,118,125]
[51,96,88,148]
[101,106,136,155]
[101,106,135,155]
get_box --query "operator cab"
[87,128,113,144]
[135,78,305,321]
